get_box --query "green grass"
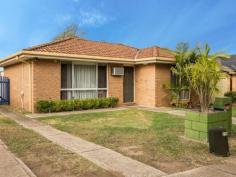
[40,108,236,173]
[0,115,119,177]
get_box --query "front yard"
[0,115,119,177]
[40,108,236,173]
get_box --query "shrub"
[108,97,119,107]
[99,98,110,108]
[36,100,52,113]
[80,99,93,110]
[36,97,119,113]
[224,91,236,103]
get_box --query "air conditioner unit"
[112,67,124,75]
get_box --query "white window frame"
[61,62,108,99]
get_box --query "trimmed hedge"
[224,91,236,103]
[36,97,119,113]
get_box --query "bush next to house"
[224,91,236,103]
[36,97,119,113]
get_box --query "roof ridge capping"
[77,38,139,50]
[153,46,160,57]
[23,37,77,51]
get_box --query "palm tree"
[170,43,197,107]
[185,44,228,112]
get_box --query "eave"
[0,50,176,67]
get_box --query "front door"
[123,67,134,103]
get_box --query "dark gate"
[123,67,134,103]
[0,76,10,105]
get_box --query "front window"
[179,90,190,100]
[61,62,107,100]
[171,72,190,100]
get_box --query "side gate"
[0,76,10,105]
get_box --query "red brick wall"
[4,60,173,112]
[32,59,61,112]
[4,62,32,112]
[135,64,156,107]
[156,64,171,107]
[135,63,172,107]
[107,64,124,104]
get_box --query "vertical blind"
[61,63,107,100]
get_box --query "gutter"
[0,50,176,67]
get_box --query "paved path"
[25,107,128,119]
[137,106,236,125]
[164,159,236,177]
[0,140,36,177]
[134,106,187,117]
[0,108,166,177]
[26,105,236,125]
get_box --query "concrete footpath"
[164,159,236,177]
[25,107,128,119]
[0,140,36,177]
[135,106,187,117]
[0,108,166,177]
[137,106,236,125]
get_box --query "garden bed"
[39,108,236,173]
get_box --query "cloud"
[78,8,110,26]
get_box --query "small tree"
[53,24,85,41]
[169,43,197,107]
[185,44,228,112]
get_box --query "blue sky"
[0,0,236,58]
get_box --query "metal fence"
[0,76,10,105]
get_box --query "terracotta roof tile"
[24,37,175,60]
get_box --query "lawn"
[0,115,120,177]
[40,108,236,173]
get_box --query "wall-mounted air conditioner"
[112,67,124,76]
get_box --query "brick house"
[217,55,236,96]
[0,37,186,112]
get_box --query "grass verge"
[0,115,119,177]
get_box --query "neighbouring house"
[0,37,189,112]
[217,55,236,96]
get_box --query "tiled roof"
[218,55,236,72]
[24,37,175,60]
[136,46,174,59]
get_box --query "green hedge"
[224,91,236,103]
[36,97,119,113]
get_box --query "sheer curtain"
[73,64,97,99]
[61,63,107,100]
